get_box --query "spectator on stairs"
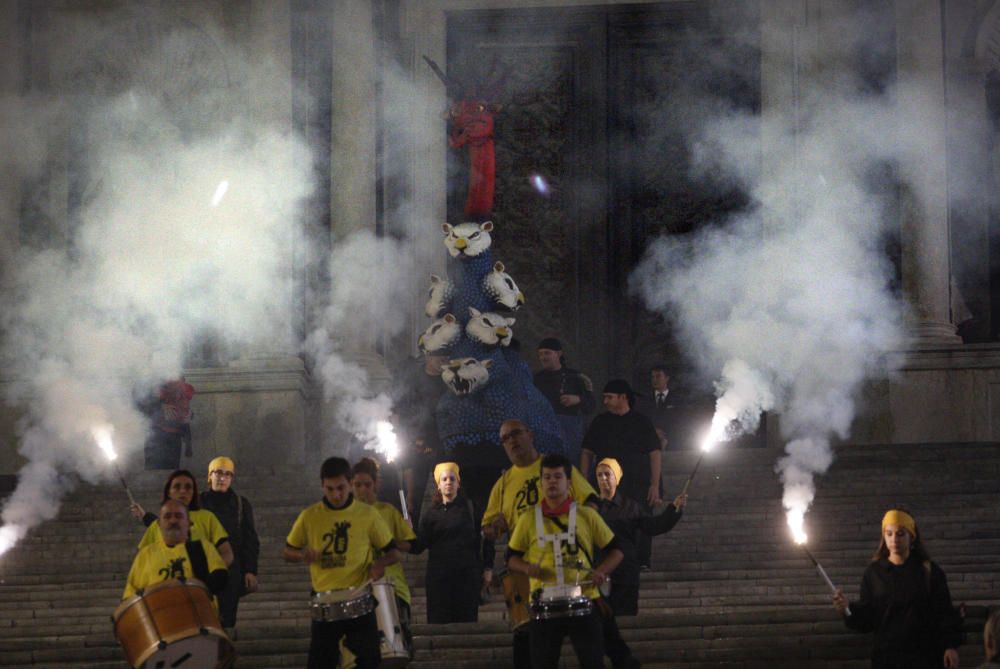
[130,469,234,568]
[409,461,492,624]
[351,457,417,655]
[833,508,964,669]
[580,379,662,570]
[978,609,1000,669]
[593,457,686,616]
[199,456,260,638]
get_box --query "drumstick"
[396,463,410,522]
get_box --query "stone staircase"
[1,441,998,668]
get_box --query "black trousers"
[425,565,480,623]
[602,610,639,669]
[143,430,182,470]
[513,627,531,669]
[307,611,380,669]
[528,609,605,669]
[217,564,243,628]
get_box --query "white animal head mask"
[441,357,493,395]
[418,313,461,353]
[483,261,525,311]
[442,221,494,258]
[465,307,515,347]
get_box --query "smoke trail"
[632,49,913,542]
[304,229,424,458]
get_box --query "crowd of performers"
[117,426,996,669]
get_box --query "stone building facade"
[1,0,999,476]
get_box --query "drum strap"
[535,503,577,585]
[186,540,210,584]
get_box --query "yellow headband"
[881,510,916,537]
[596,458,623,484]
[208,456,235,476]
[434,462,460,482]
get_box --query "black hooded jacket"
[845,555,963,669]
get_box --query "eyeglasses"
[211,470,234,478]
[500,428,524,442]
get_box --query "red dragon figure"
[424,56,502,219]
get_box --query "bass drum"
[112,578,234,669]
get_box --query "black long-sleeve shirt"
[199,489,260,575]
[581,410,660,502]
[845,556,963,668]
[410,494,492,572]
[533,366,595,417]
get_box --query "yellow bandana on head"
[434,462,460,482]
[208,456,235,476]
[596,458,623,484]
[881,509,916,537]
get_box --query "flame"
[375,420,399,463]
[700,412,729,452]
[0,524,25,558]
[91,424,118,462]
[787,507,808,545]
[210,179,229,207]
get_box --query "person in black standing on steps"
[409,462,493,624]
[833,508,963,669]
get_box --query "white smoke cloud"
[632,27,914,544]
[0,16,314,556]
[305,229,425,458]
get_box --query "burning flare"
[92,424,118,462]
[788,507,808,545]
[0,524,25,557]
[374,420,399,463]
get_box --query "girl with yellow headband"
[833,508,963,669]
[409,462,493,624]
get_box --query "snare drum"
[112,578,234,669]
[500,570,531,631]
[311,583,376,622]
[340,579,409,669]
[529,584,593,621]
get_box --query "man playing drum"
[482,419,599,668]
[507,454,623,669]
[283,456,400,669]
[123,499,228,600]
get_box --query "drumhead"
[140,633,232,669]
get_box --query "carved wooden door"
[446,2,759,394]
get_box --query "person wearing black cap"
[580,379,662,521]
[533,338,595,464]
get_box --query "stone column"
[895,0,962,345]
[314,0,391,458]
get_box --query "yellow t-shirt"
[507,503,615,600]
[483,459,598,532]
[138,509,229,551]
[286,497,395,593]
[373,501,417,605]
[122,538,227,600]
